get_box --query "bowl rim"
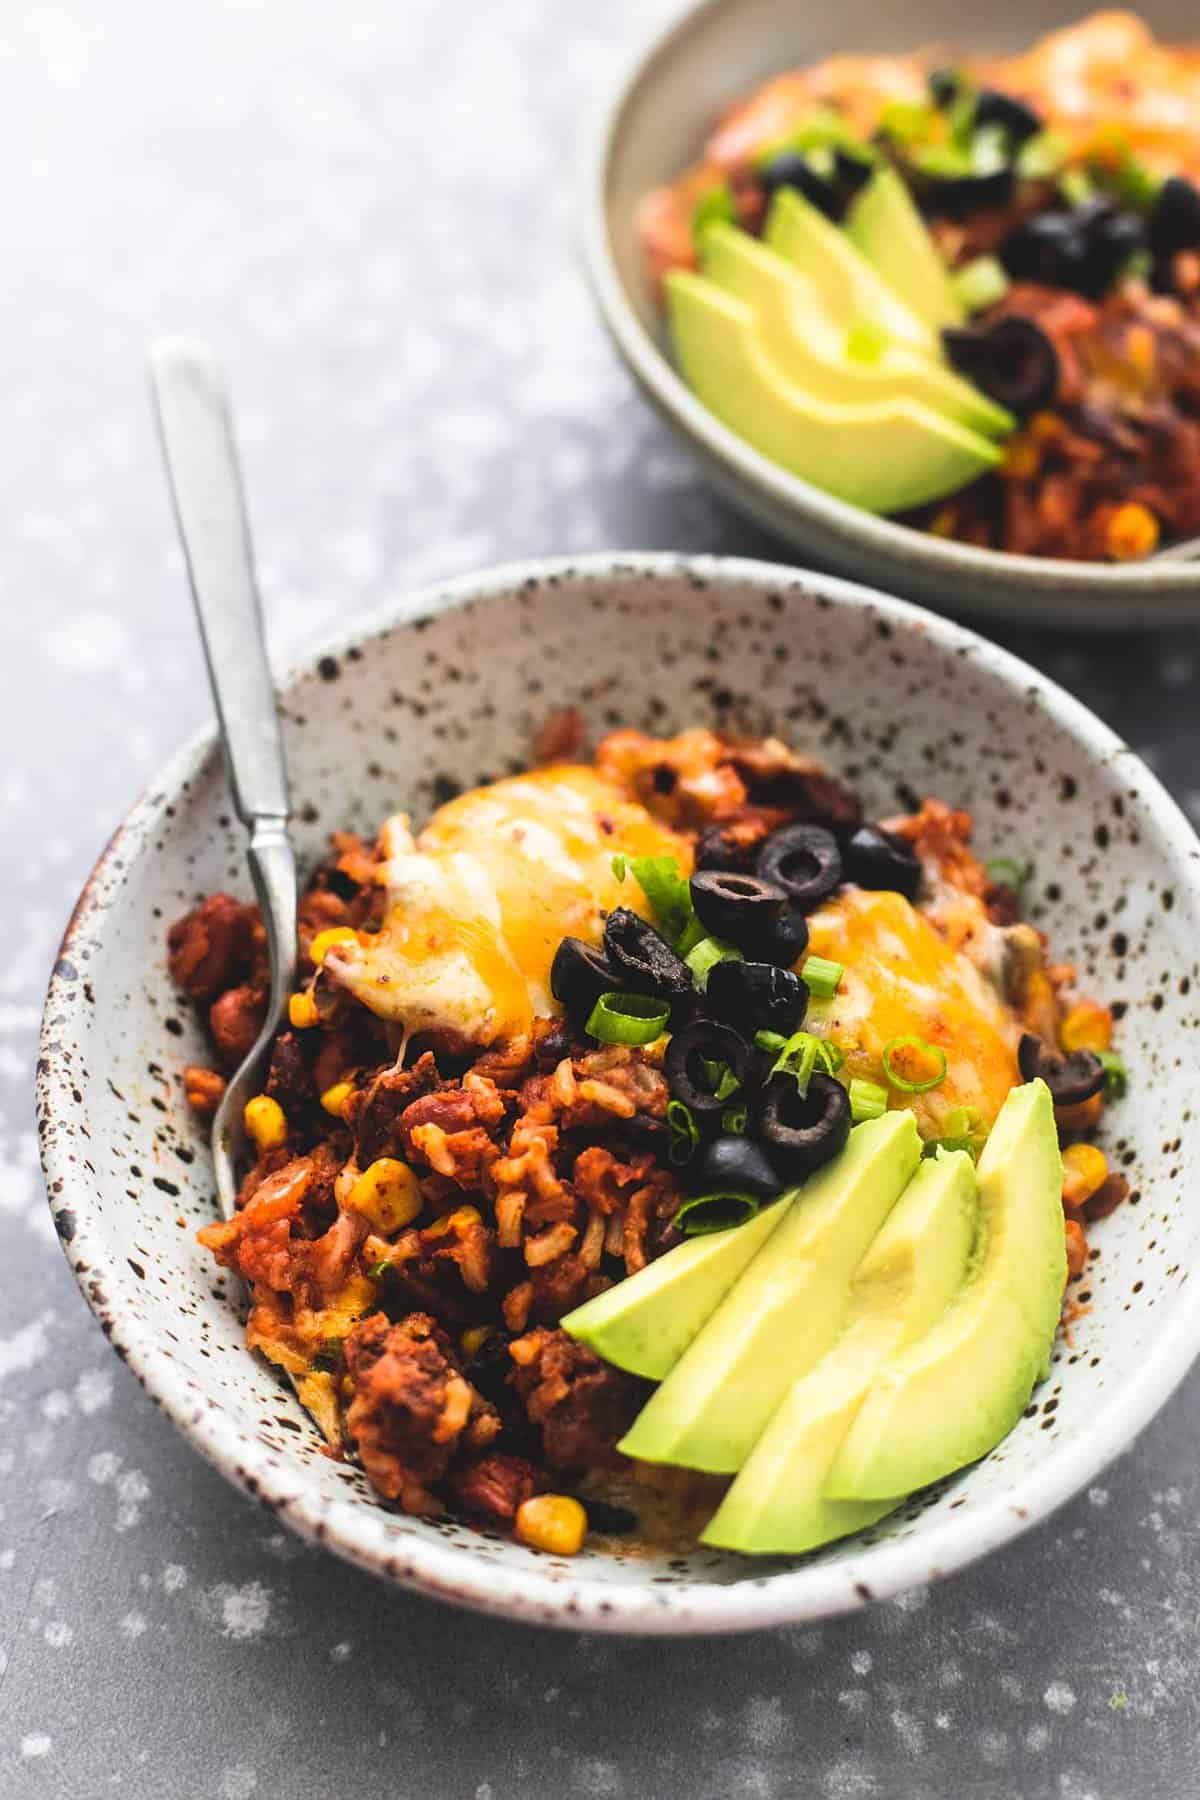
[579,0,1200,604]
[37,549,1200,1634]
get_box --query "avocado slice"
[701,1147,977,1555]
[846,167,965,331]
[667,275,1001,514]
[764,187,938,354]
[560,1193,792,1381]
[700,224,1010,439]
[619,1110,922,1474]
[826,1080,1065,1501]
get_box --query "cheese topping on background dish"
[806,888,1021,1134]
[323,766,688,1043]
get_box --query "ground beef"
[448,1451,542,1522]
[265,1030,314,1115]
[209,982,268,1067]
[167,893,258,1002]
[346,1051,441,1166]
[509,1327,647,1469]
[343,1312,499,1512]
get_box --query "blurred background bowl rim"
[579,0,1200,607]
[38,550,1200,1633]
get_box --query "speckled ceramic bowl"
[38,554,1200,1632]
[582,0,1200,629]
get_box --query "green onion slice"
[691,182,736,250]
[802,955,844,999]
[625,854,696,951]
[882,1035,948,1093]
[849,1078,889,1123]
[984,855,1028,894]
[368,1259,393,1281]
[674,1190,762,1237]
[721,1101,748,1136]
[685,934,743,991]
[667,1099,700,1166]
[766,1029,844,1095]
[1096,1049,1128,1099]
[715,1065,741,1101]
[952,254,1010,316]
[586,992,670,1046]
[610,854,627,882]
[923,1135,979,1162]
[754,1030,787,1054]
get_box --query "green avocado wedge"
[700,225,1010,439]
[764,187,939,354]
[846,167,965,331]
[666,275,1001,514]
[619,1110,922,1475]
[701,1147,978,1555]
[826,1081,1066,1502]
[560,1193,792,1381]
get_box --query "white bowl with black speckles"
[37,553,1200,1633]
[581,0,1200,629]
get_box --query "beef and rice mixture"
[169,726,1125,1552]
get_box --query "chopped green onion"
[685,935,743,991]
[923,1135,979,1162]
[610,854,627,882]
[368,1259,392,1281]
[625,855,696,951]
[1096,1050,1128,1099]
[667,1099,699,1165]
[754,1030,787,1054]
[1060,166,1095,208]
[692,182,736,250]
[802,955,844,999]
[849,1078,889,1123]
[766,1029,843,1095]
[721,1101,748,1136]
[1112,152,1160,210]
[984,855,1029,894]
[845,317,891,364]
[879,98,937,146]
[1016,129,1070,181]
[970,124,1009,175]
[882,1035,948,1094]
[1120,248,1153,285]
[586,992,670,1046]
[952,255,1010,315]
[753,106,866,169]
[715,1065,741,1101]
[947,81,977,147]
[675,1190,762,1237]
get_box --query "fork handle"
[148,336,291,826]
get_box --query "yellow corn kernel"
[424,1205,482,1238]
[460,1325,492,1359]
[928,503,960,539]
[515,1494,588,1556]
[1125,323,1155,378]
[1062,1143,1109,1209]
[1003,437,1040,481]
[1029,411,1063,444]
[349,1158,423,1233]
[243,1094,287,1152]
[309,925,358,966]
[320,1081,355,1119]
[1060,1000,1112,1055]
[288,991,320,1030]
[1107,502,1159,562]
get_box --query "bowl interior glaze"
[38,556,1200,1631]
[585,0,1200,626]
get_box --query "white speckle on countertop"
[219,1764,259,1800]
[849,1650,873,1677]
[1044,1682,1078,1714]
[0,1313,53,1381]
[21,1736,52,1760]
[201,1581,274,1641]
[119,1611,147,1639]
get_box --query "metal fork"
[148,338,297,1222]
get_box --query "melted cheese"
[324,765,688,1044]
[807,889,1020,1135]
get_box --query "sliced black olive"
[550,936,618,1026]
[694,822,761,874]
[758,1073,851,1180]
[612,1112,673,1155]
[705,959,809,1039]
[941,318,1059,417]
[688,1134,782,1201]
[665,1021,754,1133]
[1149,175,1200,258]
[757,823,843,913]
[752,907,811,969]
[603,908,692,999]
[927,67,961,109]
[840,824,921,902]
[1017,1032,1105,1106]
[1001,212,1090,289]
[833,147,875,199]
[578,1495,637,1535]
[760,152,842,220]
[973,88,1041,145]
[689,870,787,948]
[923,165,1014,220]
[1078,209,1145,298]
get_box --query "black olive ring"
[756,823,843,913]
[1017,1032,1106,1107]
[758,1073,852,1180]
[664,1020,754,1134]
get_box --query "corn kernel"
[1060,1000,1112,1055]
[1125,323,1155,378]
[320,1081,355,1118]
[243,1094,287,1152]
[1029,411,1063,444]
[424,1205,482,1238]
[309,925,359,966]
[460,1325,492,1359]
[349,1158,423,1233]
[1003,437,1040,481]
[515,1493,588,1556]
[1062,1143,1109,1209]
[288,991,320,1030]
[1107,501,1159,562]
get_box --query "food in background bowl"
[641,12,1200,561]
[170,721,1128,1558]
